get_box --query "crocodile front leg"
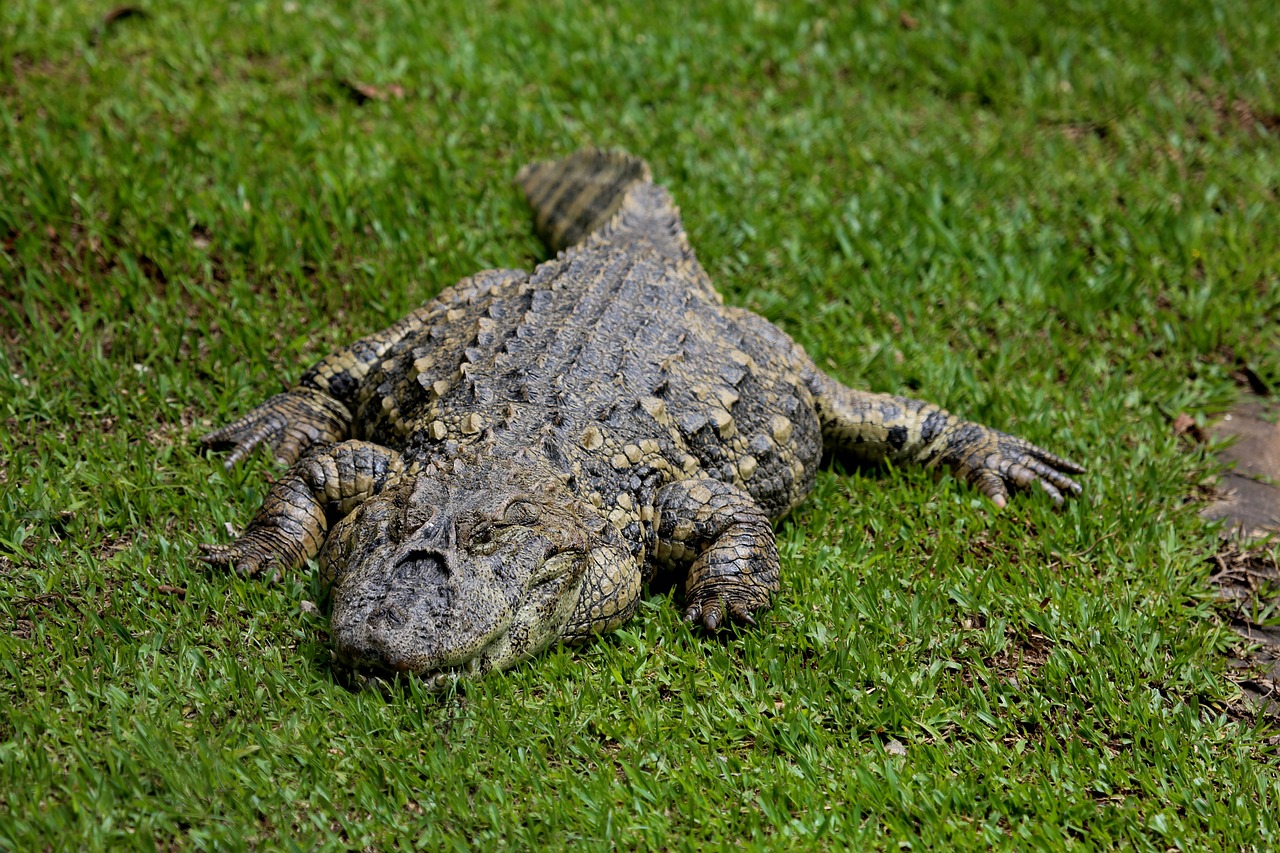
[200,440,404,579]
[722,304,1083,507]
[811,381,1085,507]
[199,307,436,467]
[201,387,352,469]
[652,478,779,631]
[203,269,531,468]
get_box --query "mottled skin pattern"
[201,149,1084,688]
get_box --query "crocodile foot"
[201,387,350,468]
[942,424,1085,508]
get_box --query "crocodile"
[200,149,1084,688]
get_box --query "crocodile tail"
[516,148,684,255]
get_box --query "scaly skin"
[200,148,1085,687]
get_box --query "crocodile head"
[321,451,602,687]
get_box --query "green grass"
[2,0,1279,848]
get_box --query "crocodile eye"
[499,499,541,527]
[471,521,495,545]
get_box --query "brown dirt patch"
[1209,541,1280,720]
[1201,396,1280,537]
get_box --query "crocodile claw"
[946,425,1085,509]
[684,599,763,632]
[199,539,283,582]
[202,388,350,468]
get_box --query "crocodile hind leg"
[200,440,404,579]
[652,478,779,631]
[809,375,1085,507]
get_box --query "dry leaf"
[90,5,146,46]
[340,79,406,105]
[1172,412,1207,444]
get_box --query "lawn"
[2,0,1278,848]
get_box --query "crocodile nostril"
[368,603,408,628]
[394,549,448,583]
